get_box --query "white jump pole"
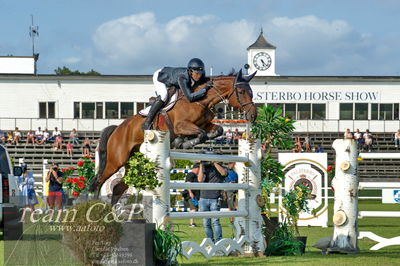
[236,138,265,254]
[328,139,359,254]
[140,130,171,226]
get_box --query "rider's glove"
[205,80,213,90]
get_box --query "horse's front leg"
[204,123,224,140]
[174,121,207,149]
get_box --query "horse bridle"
[209,79,253,110]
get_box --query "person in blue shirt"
[224,162,238,223]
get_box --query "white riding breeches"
[153,69,168,102]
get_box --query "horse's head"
[228,69,257,122]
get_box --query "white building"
[1,32,400,133]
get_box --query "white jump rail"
[140,130,264,258]
[355,152,400,250]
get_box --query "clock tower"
[247,29,277,76]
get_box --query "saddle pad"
[139,92,178,117]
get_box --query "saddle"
[138,87,179,117]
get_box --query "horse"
[89,69,258,204]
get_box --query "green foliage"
[265,221,302,256]
[251,105,295,154]
[282,185,311,235]
[63,200,123,265]
[171,159,192,180]
[153,224,183,265]
[123,152,162,192]
[251,105,296,216]
[260,155,285,216]
[54,66,100,75]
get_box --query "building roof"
[247,30,276,50]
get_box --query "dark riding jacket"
[157,67,207,102]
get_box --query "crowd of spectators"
[0,127,96,156]
[343,128,375,152]
[214,128,251,145]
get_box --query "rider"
[142,58,212,130]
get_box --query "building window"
[73,102,80,119]
[340,103,353,120]
[106,102,119,119]
[96,102,103,119]
[371,104,378,120]
[135,102,147,115]
[121,102,134,118]
[268,103,283,111]
[39,102,55,119]
[312,104,326,120]
[298,104,311,120]
[355,103,368,120]
[285,104,296,119]
[380,104,393,120]
[82,103,95,119]
[395,104,399,120]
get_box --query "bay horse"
[89,69,258,204]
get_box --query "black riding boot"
[141,97,165,130]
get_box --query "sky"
[1,0,400,76]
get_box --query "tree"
[54,66,100,75]
[251,105,296,215]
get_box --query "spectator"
[6,131,13,144]
[198,160,228,243]
[48,127,62,142]
[184,163,201,227]
[315,145,324,153]
[19,164,38,211]
[0,130,6,144]
[233,128,241,144]
[25,130,35,145]
[292,136,303,152]
[225,129,233,144]
[224,162,238,224]
[83,138,91,156]
[45,162,64,221]
[13,127,21,145]
[214,135,224,145]
[69,128,79,145]
[52,133,63,151]
[344,128,353,139]
[42,128,50,144]
[66,140,73,157]
[354,129,364,151]
[34,127,44,145]
[364,129,373,152]
[395,129,400,148]
[241,129,250,140]
[304,134,311,152]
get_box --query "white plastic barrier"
[140,130,264,258]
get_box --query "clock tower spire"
[247,30,277,76]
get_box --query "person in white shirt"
[354,129,364,150]
[48,127,61,142]
[225,129,233,144]
[395,129,400,148]
[13,127,21,145]
[34,127,44,144]
[363,129,373,152]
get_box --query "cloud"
[88,12,398,75]
[92,12,257,74]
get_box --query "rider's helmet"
[187,58,205,76]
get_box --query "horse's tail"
[89,125,117,194]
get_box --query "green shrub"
[265,222,302,256]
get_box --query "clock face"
[253,52,272,71]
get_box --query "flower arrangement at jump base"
[64,155,95,197]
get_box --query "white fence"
[140,130,264,258]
